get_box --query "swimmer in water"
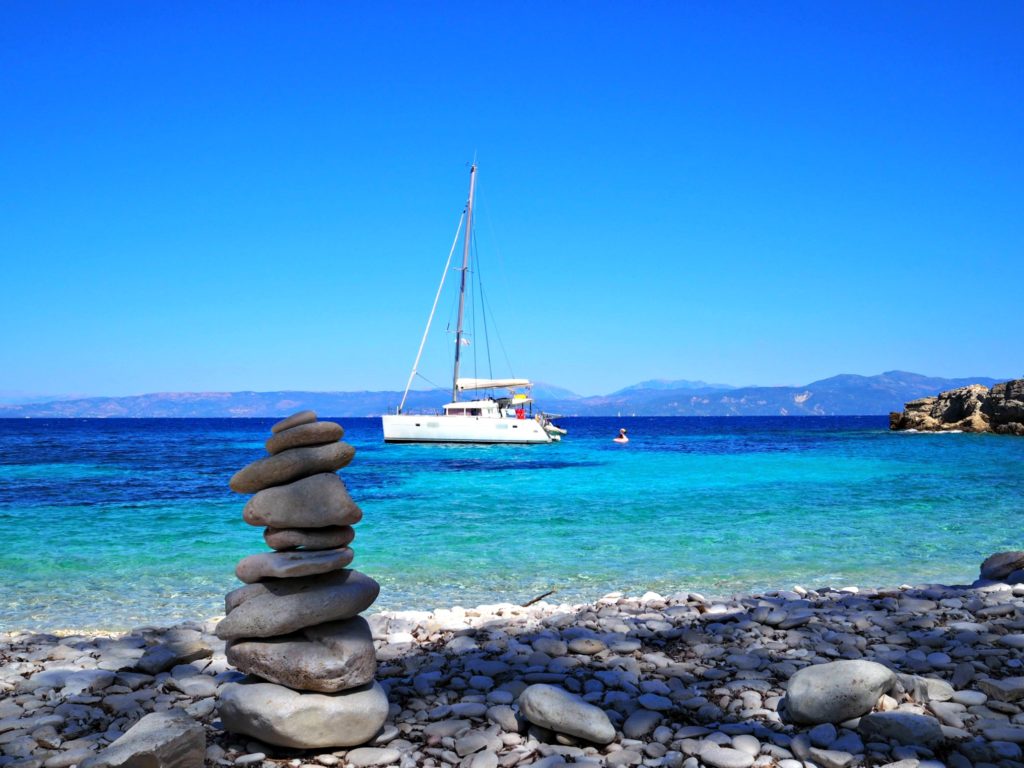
[613,428,629,443]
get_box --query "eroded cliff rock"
[889,379,1024,434]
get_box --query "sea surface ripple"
[1,416,1022,631]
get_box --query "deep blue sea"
[1,417,1022,631]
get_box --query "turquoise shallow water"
[1,417,1021,631]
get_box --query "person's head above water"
[619,428,627,434]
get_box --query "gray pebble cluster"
[4,554,1024,767]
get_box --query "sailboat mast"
[452,163,477,402]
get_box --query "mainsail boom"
[456,378,533,391]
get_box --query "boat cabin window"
[446,407,483,416]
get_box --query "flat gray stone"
[786,660,895,724]
[622,709,661,739]
[981,724,1024,743]
[808,722,837,748]
[858,711,944,747]
[265,421,344,455]
[423,719,471,738]
[638,693,673,711]
[79,708,204,768]
[951,689,986,706]
[226,616,376,693]
[808,747,855,768]
[486,704,521,733]
[346,747,401,767]
[455,731,490,756]
[216,569,379,640]
[699,745,754,768]
[166,675,218,698]
[568,638,606,655]
[136,640,212,675]
[63,670,116,695]
[978,676,1024,702]
[518,684,615,744]
[899,674,954,702]
[272,410,317,434]
[229,442,355,494]
[264,525,355,551]
[17,667,73,691]
[218,679,388,749]
[235,547,354,583]
[19,668,114,694]
[243,473,362,529]
[47,748,96,768]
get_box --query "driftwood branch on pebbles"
[522,589,557,607]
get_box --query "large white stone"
[517,684,615,744]
[219,679,388,749]
[786,660,895,724]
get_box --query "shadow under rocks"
[350,579,1024,768]
[4,579,1024,768]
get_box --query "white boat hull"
[382,414,553,444]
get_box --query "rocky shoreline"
[890,379,1024,435]
[5,556,1024,768]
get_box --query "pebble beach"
[5,565,1024,768]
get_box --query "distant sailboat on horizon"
[381,164,563,445]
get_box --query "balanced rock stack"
[216,410,388,750]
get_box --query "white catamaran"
[382,164,562,445]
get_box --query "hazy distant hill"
[610,379,736,395]
[541,371,1007,416]
[0,371,1007,418]
[0,390,448,418]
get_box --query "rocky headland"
[6,554,1024,768]
[890,379,1024,435]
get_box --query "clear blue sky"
[1,2,1021,398]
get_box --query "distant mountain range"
[610,379,736,395]
[0,371,1008,418]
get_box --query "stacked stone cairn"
[216,410,388,750]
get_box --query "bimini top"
[456,378,533,391]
